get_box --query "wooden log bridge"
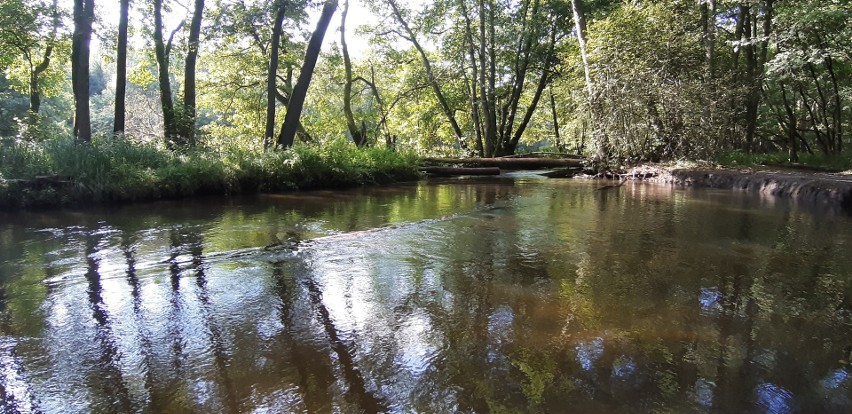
[423,157,583,169]
[420,166,501,176]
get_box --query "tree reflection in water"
[0,180,849,412]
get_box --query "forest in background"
[1,0,850,175]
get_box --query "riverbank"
[614,164,852,212]
[0,138,420,210]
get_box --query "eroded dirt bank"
[644,167,852,212]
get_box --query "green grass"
[716,150,852,172]
[0,136,421,209]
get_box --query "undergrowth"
[717,150,852,172]
[0,136,421,209]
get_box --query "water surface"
[1,176,850,413]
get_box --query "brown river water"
[0,174,850,413]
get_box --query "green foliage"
[582,1,725,164]
[718,150,852,172]
[0,135,421,209]
[511,348,556,406]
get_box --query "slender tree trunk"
[571,0,605,161]
[113,0,129,134]
[507,28,555,154]
[264,3,286,149]
[779,82,798,162]
[549,85,561,150]
[571,0,592,97]
[732,4,747,71]
[498,0,540,154]
[341,0,365,147]
[459,0,483,156]
[72,0,94,143]
[702,0,716,79]
[360,65,393,146]
[807,62,836,153]
[743,0,773,153]
[28,0,58,123]
[276,0,338,148]
[824,55,843,152]
[180,0,205,143]
[385,0,464,143]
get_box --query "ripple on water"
[754,383,795,414]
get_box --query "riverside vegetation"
[0,137,420,208]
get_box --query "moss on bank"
[0,137,421,209]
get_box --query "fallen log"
[421,166,501,176]
[539,167,586,178]
[423,157,583,169]
[500,152,585,160]
[4,175,76,190]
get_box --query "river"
[1,175,850,413]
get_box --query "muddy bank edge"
[658,168,852,212]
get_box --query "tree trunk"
[549,85,561,150]
[779,82,798,162]
[824,55,843,153]
[28,0,58,123]
[341,0,365,147]
[732,4,747,71]
[459,0,483,156]
[571,0,592,97]
[506,19,554,155]
[702,0,716,79]
[276,0,338,148]
[498,0,541,155]
[479,0,497,157]
[72,0,94,143]
[743,0,773,154]
[386,0,464,144]
[264,3,286,149]
[153,0,181,147]
[180,0,205,143]
[113,0,129,134]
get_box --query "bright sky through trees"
[59,0,375,57]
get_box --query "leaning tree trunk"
[72,0,94,143]
[113,0,129,134]
[28,0,58,124]
[264,3,286,149]
[276,0,338,148]
[571,0,592,97]
[386,0,464,144]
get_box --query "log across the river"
[424,157,583,169]
[420,166,501,176]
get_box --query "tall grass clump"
[0,135,421,209]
